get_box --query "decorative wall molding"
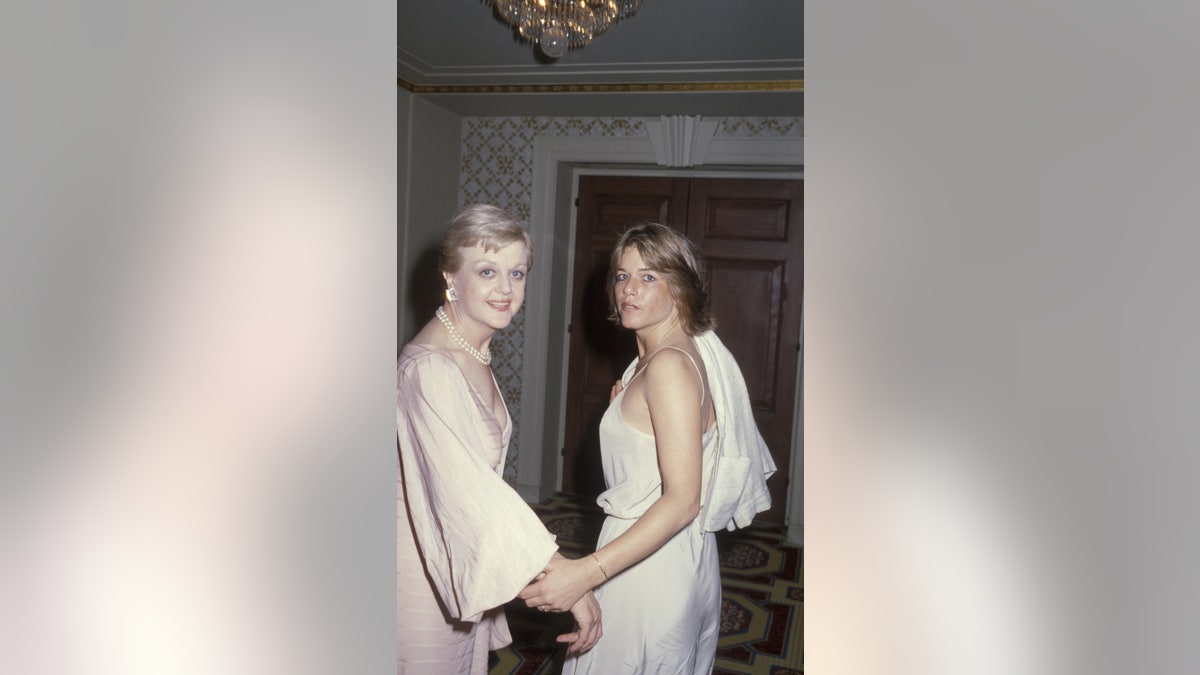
[399,78,803,94]
[707,135,805,165]
[646,115,720,167]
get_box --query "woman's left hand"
[518,556,601,613]
[558,590,603,654]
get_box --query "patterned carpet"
[489,493,803,675]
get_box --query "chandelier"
[486,0,644,59]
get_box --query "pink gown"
[397,343,558,674]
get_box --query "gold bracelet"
[589,553,610,581]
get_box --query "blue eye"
[511,270,526,280]
[614,272,629,282]
[480,269,495,278]
[642,274,655,282]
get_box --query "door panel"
[696,198,791,242]
[686,178,803,523]
[707,260,784,409]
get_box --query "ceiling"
[398,0,803,117]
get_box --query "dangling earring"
[445,287,458,302]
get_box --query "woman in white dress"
[518,222,774,674]
[397,204,601,674]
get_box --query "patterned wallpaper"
[457,116,803,483]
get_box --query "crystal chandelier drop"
[487,0,644,59]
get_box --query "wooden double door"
[562,175,803,524]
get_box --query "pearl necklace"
[436,306,492,365]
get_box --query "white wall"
[398,94,462,348]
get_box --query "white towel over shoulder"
[694,330,777,532]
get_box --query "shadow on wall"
[564,261,638,500]
[406,242,442,345]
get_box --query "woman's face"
[443,241,529,334]
[613,246,676,332]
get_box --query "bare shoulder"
[642,345,704,400]
[649,340,705,376]
[643,345,692,375]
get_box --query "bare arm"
[519,350,704,610]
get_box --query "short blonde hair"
[607,223,715,335]
[438,204,533,273]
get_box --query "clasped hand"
[523,554,605,654]
[520,555,597,613]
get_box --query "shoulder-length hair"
[438,204,534,273]
[606,222,715,336]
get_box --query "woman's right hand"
[518,555,599,613]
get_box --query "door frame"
[518,130,805,544]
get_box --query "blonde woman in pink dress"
[397,204,601,674]
[518,223,775,674]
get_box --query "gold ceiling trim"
[396,78,802,94]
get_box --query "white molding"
[576,166,804,180]
[786,301,804,547]
[645,115,721,167]
[398,47,804,82]
[519,127,805,524]
[706,136,804,166]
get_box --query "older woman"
[397,204,601,674]
[518,222,776,674]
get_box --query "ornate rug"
[489,493,803,674]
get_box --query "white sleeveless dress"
[563,347,722,675]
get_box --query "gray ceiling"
[398,0,803,117]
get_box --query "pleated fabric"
[397,344,558,674]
